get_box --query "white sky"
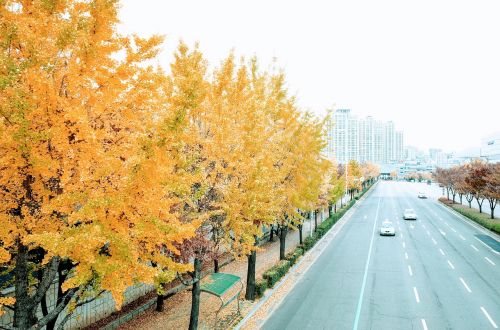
[118,0,500,153]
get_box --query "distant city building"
[481,131,500,163]
[324,109,404,164]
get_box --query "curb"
[436,200,500,242]
[435,200,500,255]
[235,181,378,329]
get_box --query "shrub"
[286,247,304,265]
[263,260,291,288]
[255,279,268,298]
[302,236,316,251]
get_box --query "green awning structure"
[200,272,243,326]
[201,273,241,297]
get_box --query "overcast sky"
[118,0,500,153]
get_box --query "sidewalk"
[118,204,339,330]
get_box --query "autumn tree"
[361,162,379,188]
[327,162,345,217]
[0,1,198,329]
[465,161,489,213]
[484,163,499,219]
[347,160,362,200]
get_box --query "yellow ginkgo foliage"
[0,1,197,328]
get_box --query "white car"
[418,192,427,199]
[403,208,417,220]
[380,221,396,236]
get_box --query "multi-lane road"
[262,181,500,330]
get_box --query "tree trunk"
[334,204,337,213]
[452,193,456,203]
[156,294,165,312]
[189,258,202,330]
[466,195,473,208]
[459,194,463,204]
[314,211,318,232]
[298,224,303,245]
[214,259,219,273]
[245,250,257,300]
[446,188,450,200]
[14,242,37,329]
[488,198,497,219]
[269,224,274,242]
[476,197,484,213]
[279,226,287,260]
[328,204,332,218]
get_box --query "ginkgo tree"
[0,1,197,329]
[346,160,362,200]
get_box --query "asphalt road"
[262,181,500,330]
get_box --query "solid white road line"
[475,237,500,255]
[481,306,498,329]
[405,252,409,260]
[485,257,496,266]
[459,277,472,293]
[471,244,479,252]
[421,319,428,330]
[447,260,455,270]
[352,198,381,330]
[413,287,420,303]
[432,238,437,245]
[459,234,466,241]
[439,248,445,256]
[408,265,413,276]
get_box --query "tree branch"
[31,256,60,309]
[31,287,78,330]
[55,290,105,330]
[176,272,196,287]
[0,325,15,330]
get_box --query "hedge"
[255,279,268,298]
[286,247,304,265]
[263,260,291,288]
[439,198,500,235]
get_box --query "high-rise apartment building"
[325,109,404,164]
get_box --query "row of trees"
[404,171,432,182]
[0,1,370,329]
[434,161,500,219]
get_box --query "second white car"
[403,208,417,220]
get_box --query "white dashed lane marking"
[447,260,455,270]
[413,287,420,303]
[481,307,498,328]
[421,319,429,330]
[485,257,496,266]
[459,277,472,293]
